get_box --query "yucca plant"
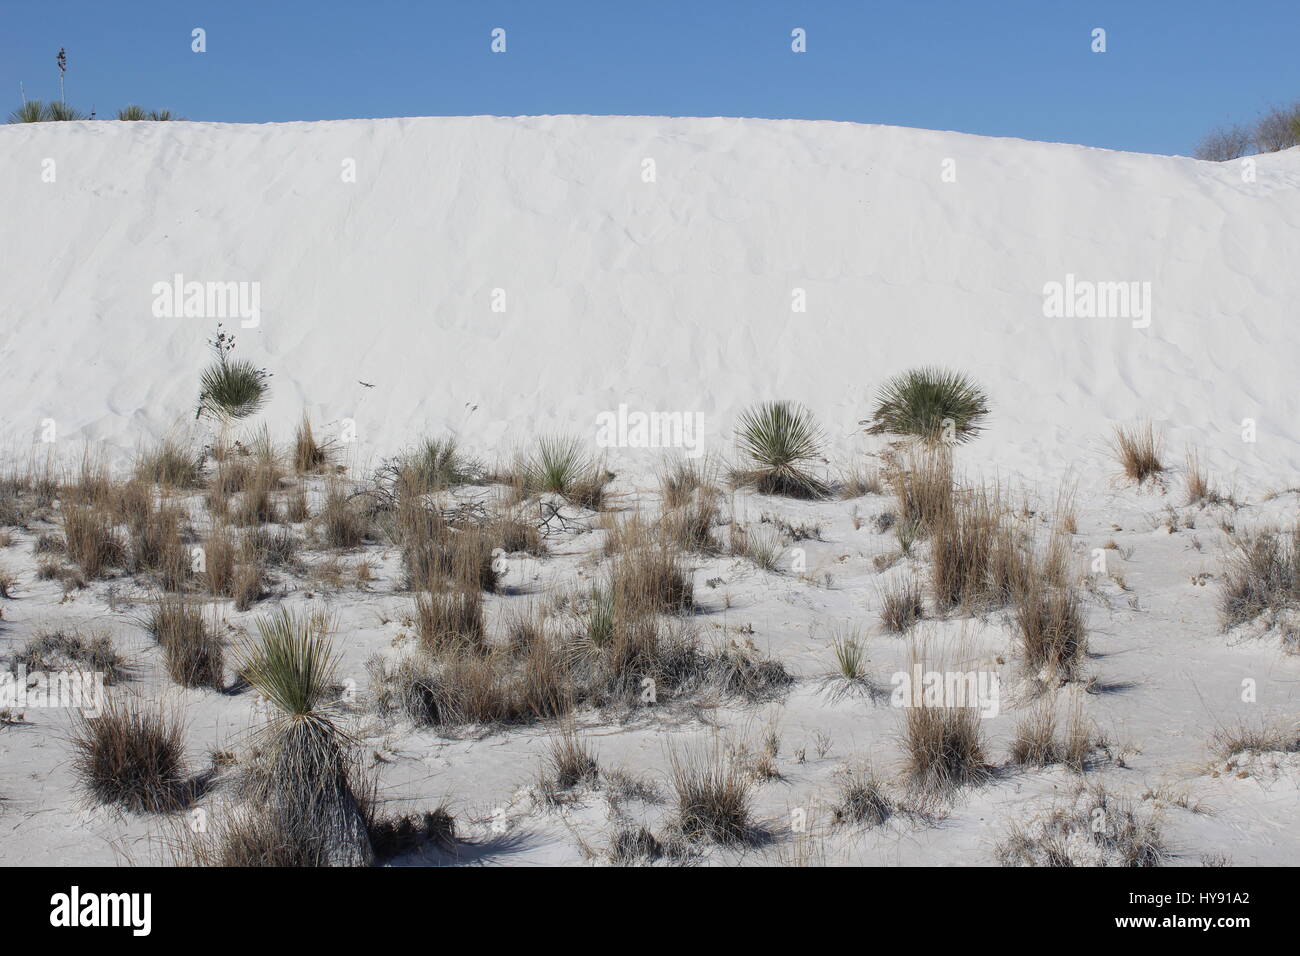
[404,435,479,492]
[733,401,830,498]
[196,326,270,421]
[8,100,47,123]
[117,105,178,121]
[865,367,990,444]
[234,608,373,866]
[520,434,599,497]
[44,101,86,121]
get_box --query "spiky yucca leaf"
[197,357,269,421]
[521,434,596,495]
[734,401,829,498]
[236,608,339,720]
[866,367,990,444]
[406,435,479,491]
[45,101,86,121]
[118,104,148,120]
[8,100,47,123]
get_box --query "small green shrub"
[866,367,990,444]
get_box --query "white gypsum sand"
[0,116,1296,866]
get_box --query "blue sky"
[3,0,1298,155]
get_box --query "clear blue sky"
[3,0,1298,156]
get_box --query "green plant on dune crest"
[6,100,88,122]
[117,105,179,121]
[865,367,990,445]
[8,100,48,123]
[196,325,270,422]
[44,101,86,121]
[733,401,830,499]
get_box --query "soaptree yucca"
[118,105,178,121]
[519,434,606,506]
[865,367,990,445]
[44,101,86,121]
[8,100,47,123]
[733,401,830,498]
[404,435,480,493]
[196,326,269,421]
[234,608,373,866]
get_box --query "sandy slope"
[0,117,1296,867]
[2,116,1299,491]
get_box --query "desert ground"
[0,116,1296,866]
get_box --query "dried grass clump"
[397,504,499,592]
[0,456,58,527]
[1183,448,1221,505]
[1217,526,1299,630]
[879,576,924,632]
[1012,537,1086,687]
[293,415,332,474]
[699,639,793,702]
[899,646,991,798]
[490,513,547,556]
[608,826,664,864]
[728,522,786,571]
[414,588,486,654]
[320,480,369,548]
[668,739,757,845]
[62,503,126,579]
[368,806,456,860]
[902,696,991,799]
[540,727,601,791]
[135,436,204,488]
[928,484,1024,612]
[233,465,279,527]
[69,696,188,813]
[886,446,953,534]
[995,783,1168,867]
[837,461,883,499]
[610,544,694,614]
[660,491,722,554]
[1209,716,1299,759]
[1110,422,1165,485]
[124,491,191,590]
[202,524,237,597]
[147,596,225,690]
[658,455,718,510]
[832,765,894,826]
[13,628,129,684]
[232,560,264,611]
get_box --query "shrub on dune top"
[117,105,178,121]
[733,401,830,499]
[7,100,47,123]
[865,367,990,445]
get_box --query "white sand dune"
[3,116,1298,488]
[1,117,1297,868]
